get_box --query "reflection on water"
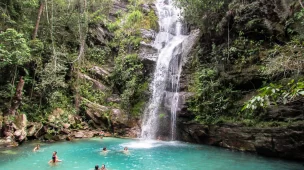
[0,137,303,170]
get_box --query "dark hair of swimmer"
[103,147,106,151]
[95,165,99,170]
[52,155,56,163]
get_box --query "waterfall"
[141,0,188,140]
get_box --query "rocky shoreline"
[1,115,303,162]
[178,121,304,161]
[0,107,139,149]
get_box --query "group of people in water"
[32,142,130,169]
[33,144,62,164]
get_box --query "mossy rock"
[0,150,18,155]
[44,133,54,141]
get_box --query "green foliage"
[0,0,154,121]
[241,79,304,117]
[188,67,237,123]
[175,0,226,33]
[131,100,145,117]
[109,4,158,51]
[48,91,71,109]
[0,0,38,35]
[286,8,304,40]
[106,1,157,116]
[111,54,145,109]
[38,60,68,91]
[130,81,148,116]
[146,10,158,30]
[260,41,304,78]
[0,28,31,67]
[86,47,111,64]
[207,31,263,67]
[78,81,106,104]
[183,1,304,127]
[228,32,262,64]
[127,10,143,25]
[28,39,44,58]
[159,113,165,119]
[107,20,120,32]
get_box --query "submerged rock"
[0,150,18,155]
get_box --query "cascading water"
[141,0,188,140]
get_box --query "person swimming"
[123,147,130,155]
[101,147,110,156]
[95,165,99,170]
[33,144,40,152]
[102,147,108,152]
[100,164,107,170]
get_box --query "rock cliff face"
[178,122,304,160]
[174,0,304,161]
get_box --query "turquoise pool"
[0,137,302,170]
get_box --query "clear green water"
[0,137,302,170]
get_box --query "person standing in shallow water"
[48,151,62,164]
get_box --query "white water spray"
[141,0,188,140]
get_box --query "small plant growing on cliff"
[241,79,304,117]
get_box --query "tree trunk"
[8,76,25,116]
[32,1,45,39]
